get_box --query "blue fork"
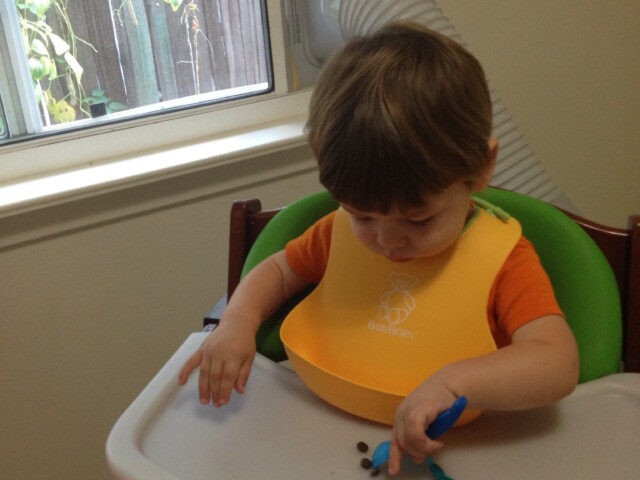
[370,396,468,469]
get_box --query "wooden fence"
[46,0,268,118]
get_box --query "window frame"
[0,93,8,139]
[0,0,310,218]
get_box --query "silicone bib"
[281,207,521,425]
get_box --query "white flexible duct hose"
[305,0,573,207]
[340,0,455,39]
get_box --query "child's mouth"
[386,255,413,263]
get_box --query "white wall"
[0,2,638,479]
[438,0,640,227]
[0,147,322,479]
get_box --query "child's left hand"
[387,380,457,476]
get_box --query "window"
[0,0,271,144]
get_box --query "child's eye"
[408,216,433,227]
[353,215,372,223]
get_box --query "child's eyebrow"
[340,204,385,217]
[341,203,436,219]
[340,204,362,215]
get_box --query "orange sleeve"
[284,211,335,283]
[488,236,564,347]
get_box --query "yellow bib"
[281,207,521,425]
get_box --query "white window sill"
[0,92,312,220]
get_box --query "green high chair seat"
[221,188,631,383]
[475,188,622,382]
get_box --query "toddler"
[179,21,579,476]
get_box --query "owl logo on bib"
[378,273,418,325]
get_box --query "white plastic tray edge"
[107,332,640,479]
[106,333,210,480]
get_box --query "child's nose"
[376,226,407,249]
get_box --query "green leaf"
[33,83,44,103]
[28,0,54,18]
[64,52,83,79]
[47,57,58,80]
[28,56,48,80]
[30,38,49,56]
[108,102,128,112]
[164,0,183,13]
[83,92,106,104]
[49,33,70,55]
[47,97,76,123]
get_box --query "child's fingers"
[198,359,215,404]
[178,351,202,385]
[234,356,254,394]
[402,425,443,465]
[387,437,404,476]
[403,425,442,461]
[212,361,241,407]
[408,439,442,464]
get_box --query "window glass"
[1,0,271,143]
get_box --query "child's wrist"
[219,308,263,335]
[424,369,465,404]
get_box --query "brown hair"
[306,21,493,213]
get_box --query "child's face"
[342,180,477,262]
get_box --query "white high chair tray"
[107,333,640,479]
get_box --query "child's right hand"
[178,321,256,407]
[177,251,307,407]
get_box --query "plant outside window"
[13,0,269,129]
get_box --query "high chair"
[206,187,640,379]
[108,187,640,479]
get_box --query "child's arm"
[388,313,579,475]
[178,250,310,406]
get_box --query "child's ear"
[472,138,499,192]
